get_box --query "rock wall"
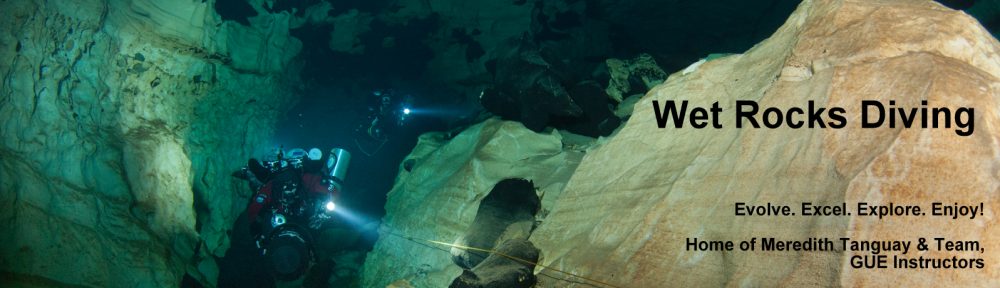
[0,0,301,286]
[365,0,999,287]
[360,119,586,288]
[529,0,1000,287]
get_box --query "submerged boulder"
[367,0,999,287]
[529,0,1000,287]
[361,118,585,287]
[482,37,622,137]
[449,239,540,288]
[482,37,582,132]
[604,53,667,103]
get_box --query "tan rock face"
[0,0,300,286]
[361,1,997,286]
[528,0,999,287]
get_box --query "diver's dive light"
[326,148,351,192]
[403,108,411,115]
[325,201,336,212]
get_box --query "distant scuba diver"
[232,146,352,281]
[354,88,412,156]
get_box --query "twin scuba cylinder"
[256,147,351,280]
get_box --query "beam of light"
[331,205,375,229]
[397,106,471,118]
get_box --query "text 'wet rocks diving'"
[651,100,975,136]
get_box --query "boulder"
[449,239,540,288]
[481,37,582,132]
[360,118,585,287]
[604,53,667,103]
[529,0,1000,286]
[359,0,1000,286]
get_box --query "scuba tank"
[325,148,351,192]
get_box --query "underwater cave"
[452,178,539,270]
[2,0,999,287]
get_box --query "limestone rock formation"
[527,0,1000,287]
[0,0,300,286]
[361,119,585,287]
[367,0,999,287]
[604,53,667,103]
[381,0,537,87]
[449,239,540,288]
[480,37,582,132]
[327,9,374,55]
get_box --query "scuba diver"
[232,146,352,281]
[354,88,412,156]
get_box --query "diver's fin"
[231,168,250,180]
